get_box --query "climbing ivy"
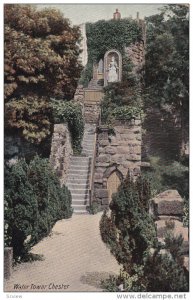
[79,18,142,86]
[101,81,143,124]
[52,100,84,153]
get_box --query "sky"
[36,4,164,25]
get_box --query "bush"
[101,80,143,125]
[100,174,189,292]
[143,251,189,292]
[142,156,189,226]
[4,156,72,259]
[100,175,157,274]
[86,202,102,214]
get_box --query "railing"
[88,131,97,207]
[88,111,101,207]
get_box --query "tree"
[100,174,189,292]
[143,250,188,292]
[100,175,157,274]
[144,4,189,156]
[4,4,83,143]
[4,156,73,258]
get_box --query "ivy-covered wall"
[79,18,142,87]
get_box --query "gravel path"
[5,213,120,292]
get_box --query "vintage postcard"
[3,2,189,298]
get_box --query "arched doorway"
[107,170,121,201]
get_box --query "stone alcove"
[104,49,122,86]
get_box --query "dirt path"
[5,213,120,292]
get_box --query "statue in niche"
[107,56,118,83]
[104,50,122,86]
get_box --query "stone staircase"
[88,79,103,90]
[66,124,96,214]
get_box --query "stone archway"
[107,170,122,201]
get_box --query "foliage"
[143,251,188,292]
[144,4,189,155]
[142,156,189,199]
[101,274,120,292]
[52,100,84,153]
[102,267,146,292]
[79,16,143,123]
[100,172,188,292]
[5,96,53,144]
[79,62,93,87]
[164,232,184,266]
[183,198,189,227]
[101,82,143,124]
[86,202,102,215]
[142,156,189,226]
[80,18,142,86]
[100,175,157,274]
[4,156,73,259]
[4,4,82,143]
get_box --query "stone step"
[82,141,94,145]
[82,137,95,142]
[72,199,88,205]
[68,171,89,176]
[69,188,89,196]
[69,166,89,172]
[66,178,89,184]
[82,145,94,150]
[82,142,94,147]
[82,151,93,156]
[72,204,87,210]
[73,210,88,215]
[82,149,93,153]
[82,139,94,144]
[71,156,90,161]
[84,131,95,134]
[68,175,88,180]
[82,149,94,154]
[67,183,89,189]
[71,195,89,201]
[66,123,96,215]
[83,137,95,141]
[70,158,90,163]
[82,146,94,150]
[70,162,89,167]
[83,134,95,137]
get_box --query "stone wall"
[74,84,85,104]
[49,124,73,186]
[94,118,141,208]
[149,190,189,271]
[84,103,101,124]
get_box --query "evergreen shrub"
[4,156,72,259]
[100,175,157,274]
[100,174,189,292]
